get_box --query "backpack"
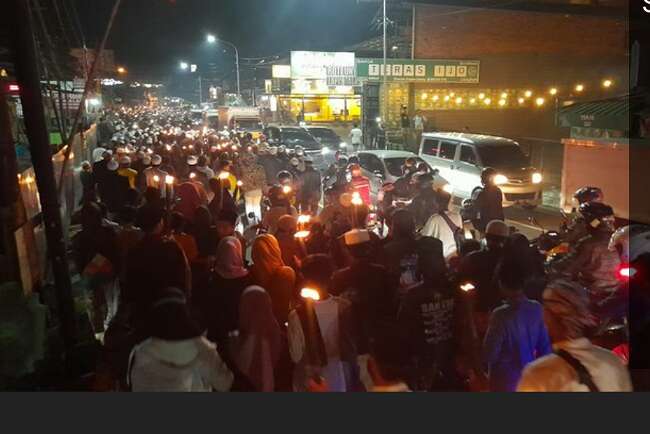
[438,211,465,253]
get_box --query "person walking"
[288,254,358,392]
[413,111,427,150]
[298,159,322,215]
[233,285,283,392]
[474,168,505,234]
[349,123,363,151]
[250,234,297,325]
[421,190,463,261]
[127,288,233,392]
[483,257,552,391]
[517,279,632,392]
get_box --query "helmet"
[337,155,349,168]
[267,185,286,203]
[348,155,360,165]
[414,172,434,188]
[578,202,615,230]
[481,167,497,185]
[278,145,286,154]
[609,225,650,263]
[277,170,293,183]
[574,186,603,205]
[348,163,361,173]
[294,145,304,156]
[290,157,300,167]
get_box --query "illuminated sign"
[356,58,480,84]
[291,51,356,86]
[272,65,291,79]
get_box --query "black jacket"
[299,167,322,199]
[475,185,504,231]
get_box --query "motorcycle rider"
[298,158,322,214]
[407,172,441,230]
[473,167,505,234]
[393,158,419,198]
[277,170,298,207]
[550,202,620,297]
[348,163,371,206]
[563,186,605,244]
[609,225,650,372]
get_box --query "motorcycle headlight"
[532,172,543,184]
[339,142,347,149]
[442,183,454,194]
[321,146,330,155]
[494,174,508,185]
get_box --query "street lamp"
[206,33,240,95]
[179,61,189,70]
[117,66,127,74]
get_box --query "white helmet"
[609,224,650,263]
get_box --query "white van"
[418,132,543,207]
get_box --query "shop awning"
[558,96,630,131]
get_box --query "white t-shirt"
[421,211,463,260]
[350,128,363,145]
[413,115,426,130]
[517,338,632,392]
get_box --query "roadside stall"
[558,94,650,223]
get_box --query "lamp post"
[207,34,240,95]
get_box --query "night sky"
[74,0,378,78]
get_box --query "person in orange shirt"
[169,212,198,263]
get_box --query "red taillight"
[618,265,637,280]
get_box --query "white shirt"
[288,298,348,392]
[517,338,632,392]
[413,115,426,130]
[421,211,463,260]
[129,337,233,392]
[350,128,363,145]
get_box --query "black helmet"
[414,172,434,188]
[574,186,603,205]
[337,155,349,167]
[277,170,293,183]
[481,167,497,185]
[579,202,615,229]
[348,155,360,165]
[267,184,286,202]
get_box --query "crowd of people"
[71,104,647,392]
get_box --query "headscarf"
[542,279,597,339]
[235,286,282,392]
[215,236,248,279]
[251,234,285,288]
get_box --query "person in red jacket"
[348,163,371,206]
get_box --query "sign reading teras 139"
[356,58,480,84]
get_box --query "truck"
[204,106,263,138]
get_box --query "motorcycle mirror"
[373,170,384,179]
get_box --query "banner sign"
[291,51,356,86]
[356,58,480,83]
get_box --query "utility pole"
[9,0,76,354]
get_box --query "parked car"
[263,125,328,169]
[301,125,344,168]
[418,132,543,207]
[356,150,450,204]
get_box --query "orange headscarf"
[251,234,285,288]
